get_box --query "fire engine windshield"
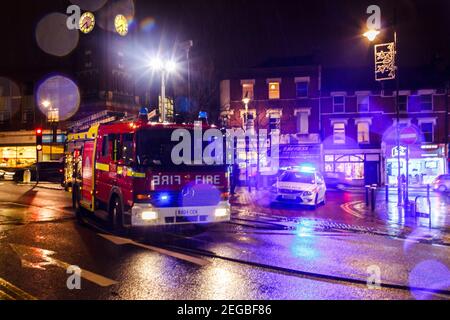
[136,128,223,167]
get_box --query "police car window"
[280,172,315,184]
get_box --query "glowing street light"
[41,100,51,109]
[149,58,178,122]
[363,29,380,42]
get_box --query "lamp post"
[364,26,403,207]
[242,95,251,192]
[150,58,177,123]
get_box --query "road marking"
[0,277,36,300]
[10,244,118,287]
[0,289,15,300]
[98,233,210,266]
[340,201,365,219]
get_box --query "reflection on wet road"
[0,182,449,300]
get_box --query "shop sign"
[392,146,407,157]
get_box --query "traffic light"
[36,128,43,151]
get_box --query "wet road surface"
[0,182,449,300]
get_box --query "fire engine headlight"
[141,211,158,221]
[215,208,230,218]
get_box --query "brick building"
[220,59,450,186]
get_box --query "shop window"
[357,95,369,112]
[421,122,434,142]
[296,81,308,98]
[242,83,254,101]
[398,95,408,112]
[357,122,370,144]
[333,96,345,113]
[333,123,346,144]
[268,82,280,100]
[296,112,309,134]
[419,95,433,111]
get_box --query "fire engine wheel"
[109,196,127,235]
[72,186,86,225]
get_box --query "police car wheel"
[438,185,447,193]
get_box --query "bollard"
[371,187,376,212]
[23,169,31,184]
[385,185,389,202]
[365,185,370,206]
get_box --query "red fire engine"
[65,112,231,231]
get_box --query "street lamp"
[364,24,403,206]
[363,29,380,42]
[242,95,252,192]
[150,58,177,123]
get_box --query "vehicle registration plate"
[175,209,199,216]
[282,194,297,200]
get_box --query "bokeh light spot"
[35,13,79,57]
[36,76,80,121]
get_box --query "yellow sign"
[79,12,95,34]
[114,14,128,36]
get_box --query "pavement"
[230,186,450,244]
[0,181,449,300]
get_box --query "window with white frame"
[242,83,254,100]
[357,122,370,144]
[333,96,345,113]
[420,122,434,142]
[419,94,433,111]
[296,81,308,98]
[268,82,280,100]
[398,95,408,112]
[240,110,256,128]
[268,111,281,133]
[333,122,346,144]
[357,95,369,112]
[296,111,309,134]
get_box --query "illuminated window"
[421,122,434,142]
[419,95,433,111]
[357,95,369,112]
[333,96,345,113]
[333,123,346,144]
[242,83,254,100]
[357,122,370,144]
[296,81,308,98]
[268,82,280,100]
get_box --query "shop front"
[385,144,446,186]
[0,130,65,169]
[323,149,382,186]
[279,144,322,169]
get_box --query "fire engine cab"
[65,111,231,231]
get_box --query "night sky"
[1,0,449,80]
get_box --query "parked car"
[13,162,64,183]
[323,172,364,190]
[432,174,450,193]
[0,169,15,181]
[270,167,326,208]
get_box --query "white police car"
[270,167,327,208]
